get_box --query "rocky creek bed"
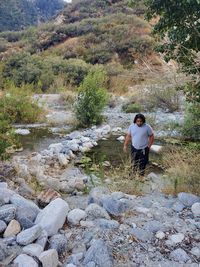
[0,99,199,267]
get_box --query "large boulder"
[35,198,69,236]
[17,225,42,246]
[83,239,113,267]
[178,192,200,207]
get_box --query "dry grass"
[162,146,200,195]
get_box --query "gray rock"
[22,243,43,257]
[172,201,185,212]
[88,187,110,206]
[10,195,40,215]
[95,219,119,229]
[35,198,69,236]
[101,196,131,216]
[84,262,95,267]
[0,182,7,188]
[170,248,190,263]
[65,264,77,267]
[67,252,83,265]
[35,230,48,249]
[0,241,8,261]
[178,192,200,207]
[191,202,200,216]
[67,209,87,225]
[85,204,110,220]
[83,239,113,267]
[191,246,200,258]
[49,234,68,255]
[131,228,153,242]
[14,254,38,267]
[16,207,36,229]
[39,249,59,267]
[0,204,16,223]
[143,220,164,233]
[17,225,42,245]
[169,233,185,244]
[0,220,7,233]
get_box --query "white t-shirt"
[128,123,153,149]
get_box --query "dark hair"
[133,113,146,124]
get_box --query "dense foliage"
[75,68,108,127]
[0,0,65,31]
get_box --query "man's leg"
[139,147,150,176]
[131,146,140,173]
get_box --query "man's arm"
[148,134,154,148]
[123,133,131,153]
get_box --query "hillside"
[0,0,65,32]
[0,0,177,95]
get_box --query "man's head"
[133,113,146,127]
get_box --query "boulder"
[88,187,110,206]
[191,202,200,216]
[101,196,131,216]
[10,195,40,216]
[4,219,21,237]
[39,249,59,267]
[83,239,113,267]
[23,243,43,257]
[170,248,190,263]
[49,234,68,255]
[35,229,48,249]
[15,206,37,229]
[0,204,16,223]
[35,198,69,236]
[14,254,38,267]
[17,225,42,246]
[85,204,110,220]
[178,192,200,207]
[67,209,87,225]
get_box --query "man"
[123,113,154,176]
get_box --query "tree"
[130,0,200,103]
[75,68,108,127]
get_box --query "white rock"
[49,143,64,154]
[150,145,163,153]
[15,129,30,135]
[191,202,200,216]
[117,136,125,142]
[14,254,38,267]
[135,207,150,214]
[58,154,69,167]
[169,233,185,244]
[39,249,59,267]
[155,231,165,240]
[67,209,87,225]
[23,244,43,257]
[35,198,69,236]
[80,220,95,228]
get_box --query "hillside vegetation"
[0,0,168,95]
[0,0,65,32]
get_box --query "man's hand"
[123,145,128,153]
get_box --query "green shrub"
[122,102,142,113]
[0,87,43,123]
[182,103,200,140]
[75,68,108,127]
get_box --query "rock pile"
[0,183,200,266]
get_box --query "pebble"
[169,233,185,244]
[4,219,21,237]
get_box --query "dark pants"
[131,146,149,176]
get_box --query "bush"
[162,146,200,195]
[75,68,108,127]
[145,86,180,112]
[122,102,142,113]
[0,87,43,123]
[182,103,200,140]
